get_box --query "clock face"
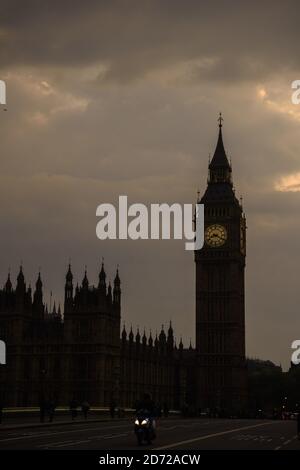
[205,224,227,247]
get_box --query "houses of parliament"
[0,118,248,413]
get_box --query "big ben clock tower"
[195,114,247,414]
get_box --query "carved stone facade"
[0,264,191,409]
[0,119,247,413]
[195,117,247,413]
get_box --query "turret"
[167,321,174,351]
[4,272,12,293]
[82,269,89,289]
[98,261,106,297]
[16,265,26,310]
[159,325,166,346]
[64,264,73,313]
[107,281,112,305]
[113,268,121,306]
[129,326,134,343]
[33,272,44,318]
[16,265,25,292]
[136,328,140,345]
[142,329,147,347]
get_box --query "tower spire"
[208,113,232,184]
[218,112,223,128]
[82,267,89,288]
[33,270,43,316]
[64,263,73,312]
[195,116,247,413]
[98,259,106,290]
[5,271,12,292]
[113,267,121,306]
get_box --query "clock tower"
[195,115,247,414]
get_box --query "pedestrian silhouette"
[39,399,46,423]
[109,401,116,419]
[70,399,78,420]
[47,400,55,422]
[81,401,90,420]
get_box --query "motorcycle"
[134,411,156,445]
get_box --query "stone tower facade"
[195,116,247,413]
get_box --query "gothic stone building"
[0,264,192,408]
[195,117,247,412]
[0,118,247,413]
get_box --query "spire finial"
[218,112,223,128]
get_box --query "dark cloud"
[0,1,300,369]
[0,1,299,83]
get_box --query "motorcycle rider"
[136,393,157,433]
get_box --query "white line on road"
[103,433,129,440]
[0,423,132,442]
[0,419,210,443]
[39,433,130,448]
[51,440,91,448]
[37,440,75,448]
[275,435,298,451]
[154,422,277,450]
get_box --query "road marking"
[0,418,210,443]
[37,433,123,448]
[0,423,132,442]
[37,440,75,448]
[162,426,179,431]
[103,432,129,439]
[154,422,276,450]
[39,432,130,448]
[275,435,298,450]
[51,439,91,448]
[161,423,209,431]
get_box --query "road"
[0,418,299,450]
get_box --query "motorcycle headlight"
[134,419,139,425]
[141,419,148,425]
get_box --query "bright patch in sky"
[275,172,300,192]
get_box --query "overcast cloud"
[0,0,300,368]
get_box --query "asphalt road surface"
[0,418,299,450]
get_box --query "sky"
[0,0,300,369]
